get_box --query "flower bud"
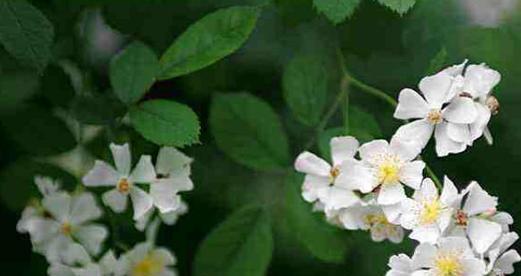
[486,95,500,115]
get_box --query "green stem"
[425,163,442,189]
[344,73,397,107]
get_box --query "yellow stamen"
[61,222,72,236]
[377,161,400,185]
[132,254,163,276]
[117,178,130,193]
[329,166,340,183]
[427,109,443,125]
[420,200,442,225]
[435,253,463,276]
[365,214,389,226]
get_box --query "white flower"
[338,204,404,243]
[82,143,156,220]
[338,138,424,208]
[26,192,107,262]
[116,242,177,276]
[385,253,420,276]
[34,175,62,196]
[135,199,189,232]
[150,147,193,214]
[486,232,521,275]
[48,246,118,276]
[447,181,504,254]
[400,177,458,244]
[294,136,361,212]
[393,70,478,157]
[411,237,486,275]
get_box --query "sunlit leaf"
[377,0,416,15]
[313,0,361,24]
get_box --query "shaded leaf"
[129,99,200,147]
[377,0,416,15]
[71,94,126,125]
[194,205,273,276]
[426,47,447,75]
[209,93,290,171]
[40,64,75,108]
[313,0,361,24]
[0,0,54,71]
[110,41,159,104]
[158,6,260,79]
[0,70,39,114]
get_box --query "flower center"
[132,254,163,276]
[427,109,443,125]
[377,161,400,185]
[365,214,389,226]
[329,166,340,183]
[454,210,468,226]
[61,222,72,236]
[435,254,463,276]
[117,178,131,193]
[420,200,442,225]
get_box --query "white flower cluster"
[17,144,193,276]
[294,62,520,275]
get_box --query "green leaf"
[426,47,447,75]
[129,99,200,147]
[349,106,382,142]
[110,41,159,104]
[158,6,260,80]
[40,64,75,108]
[71,94,126,125]
[284,172,349,263]
[0,70,38,114]
[283,54,328,126]
[209,93,290,171]
[377,0,416,16]
[0,105,76,156]
[0,0,54,71]
[194,205,273,276]
[313,0,361,24]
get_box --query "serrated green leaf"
[425,47,447,75]
[0,105,76,156]
[0,0,54,71]
[378,0,416,15]
[129,99,200,147]
[110,41,158,104]
[283,54,328,126]
[194,205,273,276]
[285,172,349,263]
[209,93,290,171]
[158,6,260,80]
[313,0,361,24]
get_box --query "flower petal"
[419,72,453,108]
[394,88,430,120]
[330,136,359,166]
[414,178,438,202]
[294,151,331,177]
[381,203,402,223]
[336,159,377,193]
[443,97,478,124]
[378,183,406,205]
[438,236,473,257]
[74,224,108,255]
[359,140,390,164]
[129,155,156,184]
[110,143,132,176]
[470,103,491,141]
[70,193,102,225]
[411,243,437,268]
[156,147,192,176]
[130,187,154,220]
[323,186,360,211]
[463,181,497,216]
[440,176,459,206]
[82,161,119,187]
[467,218,502,254]
[399,161,425,190]
[301,175,330,203]
[495,250,521,274]
[460,258,486,276]
[42,192,72,222]
[102,189,128,213]
[393,119,434,154]
[434,122,467,157]
[446,123,471,145]
[409,225,440,244]
[463,64,501,98]
[150,180,182,213]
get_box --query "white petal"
[150,180,182,213]
[359,140,390,164]
[129,155,156,184]
[467,218,502,254]
[394,88,430,120]
[438,236,473,257]
[388,253,413,272]
[130,187,154,220]
[26,217,60,244]
[414,178,438,202]
[381,203,402,223]
[446,123,471,144]
[419,72,453,108]
[156,147,192,176]
[34,176,60,196]
[99,250,119,275]
[70,193,102,225]
[412,243,437,268]
[336,159,377,193]
[443,97,478,124]
[484,127,494,145]
[440,176,459,206]
[294,152,331,177]
[110,143,132,176]
[370,224,387,242]
[392,119,434,153]
[330,136,359,166]
[495,250,521,274]
[323,186,359,211]
[434,122,467,157]
[470,103,491,141]
[442,60,467,76]
[74,224,108,255]
[378,183,406,205]
[338,208,362,230]
[102,189,128,213]
[463,64,501,98]
[460,258,486,276]
[42,192,72,222]
[166,174,194,192]
[400,199,421,230]
[463,181,497,216]
[387,226,404,244]
[390,137,422,162]
[61,242,91,266]
[82,161,119,187]
[399,161,425,189]
[153,248,177,266]
[301,175,330,203]
[410,225,440,244]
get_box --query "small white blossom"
[411,237,486,275]
[294,136,361,212]
[400,177,458,244]
[486,232,521,275]
[116,242,177,276]
[385,253,421,276]
[48,246,118,276]
[82,143,156,220]
[135,199,189,232]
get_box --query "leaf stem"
[343,73,397,107]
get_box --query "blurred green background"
[1,0,521,275]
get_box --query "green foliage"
[0,0,54,71]
[40,64,75,108]
[71,94,126,125]
[194,205,273,276]
[110,41,159,105]
[0,105,76,157]
[377,0,416,15]
[283,54,329,126]
[313,0,361,24]
[284,172,349,263]
[0,70,39,114]
[129,99,200,147]
[158,6,261,79]
[209,93,290,171]
[426,47,448,75]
